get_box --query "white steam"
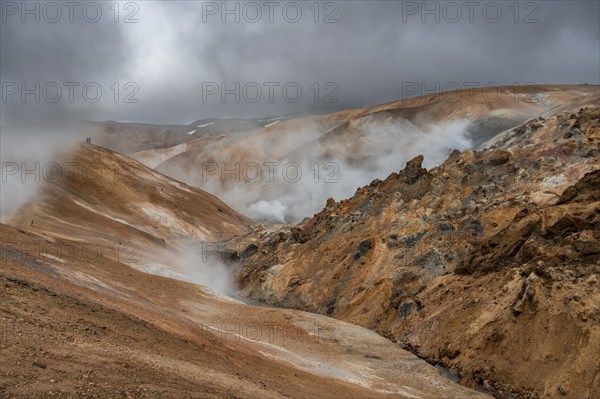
[248,199,287,223]
[0,125,82,219]
[157,117,473,223]
[140,244,239,297]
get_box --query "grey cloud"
[1,0,598,124]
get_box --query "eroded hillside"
[1,142,489,398]
[236,108,600,398]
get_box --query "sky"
[1,0,599,124]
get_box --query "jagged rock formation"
[236,108,600,398]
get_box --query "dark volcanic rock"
[398,155,426,185]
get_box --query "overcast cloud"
[1,0,599,124]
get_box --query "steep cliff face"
[236,108,600,398]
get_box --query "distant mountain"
[130,85,600,223]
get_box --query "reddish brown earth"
[2,86,599,399]
[1,142,490,398]
[236,107,600,399]
[3,143,252,246]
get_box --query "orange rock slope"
[237,107,600,399]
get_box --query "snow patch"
[265,120,280,128]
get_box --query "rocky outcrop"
[236,108,600,399]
